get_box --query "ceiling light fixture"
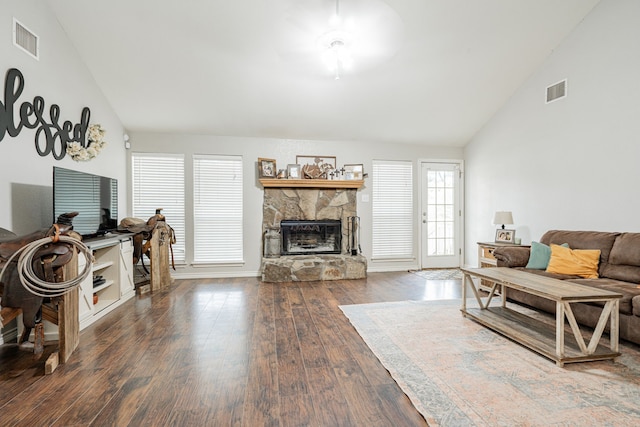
[318,0,354,79]
[273,0,404,79]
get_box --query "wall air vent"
[546,79,567,103]
[13,18,39,60]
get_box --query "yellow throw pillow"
[546,244,601,279]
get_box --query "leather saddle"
[118,213,176,270]
[0,212,81,328]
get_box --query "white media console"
[78,234,135,330]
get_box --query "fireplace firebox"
[280,220,341,255]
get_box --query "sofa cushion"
[568,278,637,315]
[525,241,568,270]
[633,295,640,317]
[609,233,640,266]
[540,230,619,276]
[546,244,600,279]
[601,264,640,284]
[600,233,640,283]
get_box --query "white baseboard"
[171,271,261,280]
[366,265,421,273]
[1,326,18,345]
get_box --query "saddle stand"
[0,214,82,373]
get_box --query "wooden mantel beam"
[259,178,364,189]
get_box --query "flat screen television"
[53,166,118,238]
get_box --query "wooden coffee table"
[461,267,622,367]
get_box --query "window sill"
[190,261,246,268]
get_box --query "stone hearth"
[260,185,367,282]
[262,254,367,282]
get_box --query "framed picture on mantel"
[258,158,276,178]
[344,164,363,180]
[287,164,301,179]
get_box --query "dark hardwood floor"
[0,271,461,426]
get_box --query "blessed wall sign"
[0,67,91,160]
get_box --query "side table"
[477,241,530,288]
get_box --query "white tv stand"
[79,234,135,330]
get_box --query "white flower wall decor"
[66,124,107,161]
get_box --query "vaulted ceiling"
[46,0,600,146]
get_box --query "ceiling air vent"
[546,79,567,103]
[13,18,39,60]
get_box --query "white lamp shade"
[493,211,514,226]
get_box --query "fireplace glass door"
[280,220,341,255]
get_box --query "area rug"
[340,299,640,426]
[410,268,463,280]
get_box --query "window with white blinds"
[132,153,185,262]
[193,154,243,264]
[372,160,414,259]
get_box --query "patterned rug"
[410,268,463,280]
[340,299,640,426]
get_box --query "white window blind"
[132,153,185,262]
[193,154,243,263]
[372,160,414,259]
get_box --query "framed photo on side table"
[344,164,363,180]
[495,229,516,243]
[258,158,276,178]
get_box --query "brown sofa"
[492,230,640,345]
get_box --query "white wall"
[1,1,463,279]
[129,133,463,277]
[464,0,640,267]
[0,1,127,235]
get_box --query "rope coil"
[0,236,93,298]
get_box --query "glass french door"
[420,162,462,268]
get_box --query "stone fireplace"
[260,182,367,282]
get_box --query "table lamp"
[493,211,514,229]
